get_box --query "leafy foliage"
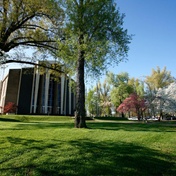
[86,67,176,119]
[58,0,131,76]
[145,66,174,91]
[0,0,63,56]
[97,80,111,116]
[144,66,174,117]
[107,72,134,108]
[86,89,97,116]
[117,93,146,119]
[153,81,176,115]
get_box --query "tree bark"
[137,109,141,121]
[75,35,87,128]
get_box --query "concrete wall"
[5,69,21,105]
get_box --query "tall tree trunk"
[137,108,141,121]
[75,35,87,128]
[119,99,125,118]
[159,110,163,122]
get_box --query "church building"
[0,62,76,115]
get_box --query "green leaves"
[0,0,63,54]
[145,66,174,91]
[57,0,131,76]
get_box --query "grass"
[0,115,175,176]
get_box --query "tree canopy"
[144,66,174,117]
[145,66,174,91]
[0,0,63,57]
[58,0,131,76]
[152,81,176,116]
[117,93,146,120]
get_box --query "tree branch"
[0,60,64,73]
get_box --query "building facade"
[0,65,76,115]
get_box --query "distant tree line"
[86,67,176,120]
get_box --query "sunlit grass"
[0,115,175,176]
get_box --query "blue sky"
[1,0,176,86]
[111,0,176,80]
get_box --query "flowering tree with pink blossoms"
[117,93,146,120]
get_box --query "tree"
[145,66,174,117]
[58,0,131,127]
[145,66,174,91]
[111,84,133,117]
[106,72,133,117]
[128,78,145,97]
[0,0,63,57]
[85,89,97,116]
[106,71,130,87]
[97,81,111,116]
[152,81,176,118]
[117,93,146,120]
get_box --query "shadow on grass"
[14,122,75,130]
[2,120,175,133]
[0,137,175,176]
[94,116,128,121]
[88,121,176,132]
[0,117,21,122]
[0,116,175,134]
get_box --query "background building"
[0,63,76,115]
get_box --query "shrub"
[4,102,17,114]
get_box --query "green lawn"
[0,115,175,176]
